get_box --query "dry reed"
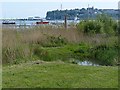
[2,25,117,64]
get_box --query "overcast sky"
[1,0,120,19]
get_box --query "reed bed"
[2,25,117,64]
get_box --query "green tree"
[77,14,117,35]
[96,14,116,35]
[77,20,102,34]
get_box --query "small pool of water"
[70,58,100,66]
[77,60,99,66]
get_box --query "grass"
[33,44,76,61]
[2,61,118,88]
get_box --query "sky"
[1,0,120,19]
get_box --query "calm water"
[1,19,80,29]
[1,20,80,25]
[77,60,99,66]
[70,59,100,66]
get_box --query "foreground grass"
[2,61,118,88]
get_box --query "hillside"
[46,7,118,20]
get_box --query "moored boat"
[2,20,15,24]
[2,22,16,24]
[36,21,49,24]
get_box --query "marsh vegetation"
[2,14,119,88]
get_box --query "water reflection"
[70,59,100,66]
[77,60,99,66]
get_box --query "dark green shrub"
[77,14,117,35]
[96,14,116,35]
[76,21,86,32]
[73,42,91,59]
[112,22,118,34]
[84,21,102,34]
[90,44,117,66]
[77,20,102,34]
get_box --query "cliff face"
[46,8,118,20]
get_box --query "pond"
[70,59,100,66]
[77,60,100,66]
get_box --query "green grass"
[32,44,89,62]
[33,44,72,61]
[2,61,118,88]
